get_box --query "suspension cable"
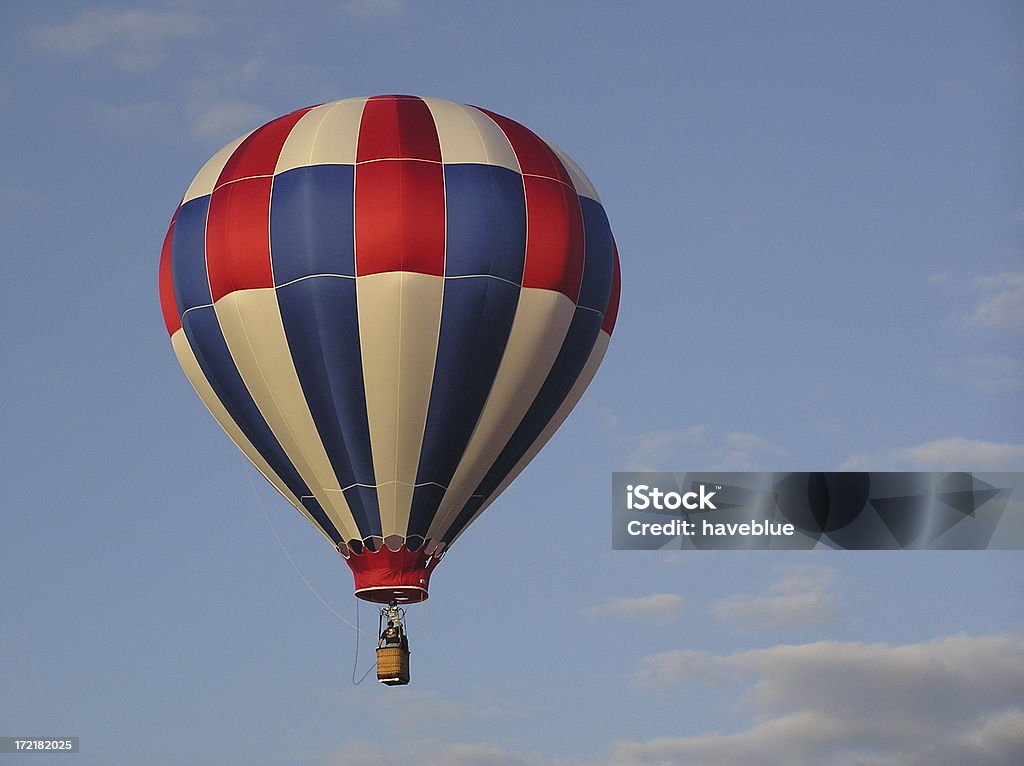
[350,598,376,685]
[245,469,374,637]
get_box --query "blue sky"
[1,1,1022,764]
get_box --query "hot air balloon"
[158,95,620,683]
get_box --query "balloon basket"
[376,646,410,686]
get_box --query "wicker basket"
[376,646,410,685]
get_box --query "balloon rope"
[245,469,374,637]
[350,598,376,685]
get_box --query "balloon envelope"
[159,95,620,602]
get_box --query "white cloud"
[189,100,273,141]
[843,437,1024,471]
[957,709,1024,765]
[343,0,405,18]
[622,634,1024,766]
[181,57,323,143]
[624,425,706,470]
[963,271,1024,333]
[436,744,531,766]
[328,634,1024,766]
[32,7,208,72]
[583,594,685,623]
[898,438,1024,470]
[710,565,839,631]
[624,426,788,471]
[631,647,740,691]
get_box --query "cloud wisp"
[188,99,273,142]
[965,356,1024,395]
[709,565,839,632]
[32,7,209,72]
[962,271,1024,334]
[843,437,1024,471]
[624,425,788,472]
[583,594,685,624]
